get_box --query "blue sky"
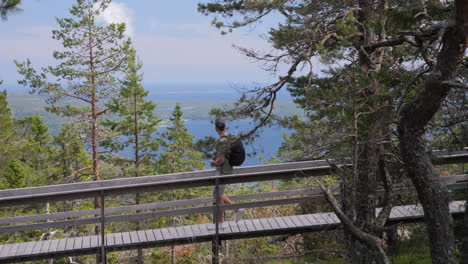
[0,0,282,87]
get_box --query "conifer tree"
[15,115,56,186]
[53,123,92,184]
[0,91,16,177]
[15,0,131,236]
[15,0,130,188]
[157,103,204,174]
[0,0,21,20]
[104,48,159,264]
[4,158,26,189]
[104,48,160,176]
[156,103,205,264]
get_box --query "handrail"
[0,148,466,207]
[0,175,465,234]
[0,163,336,206]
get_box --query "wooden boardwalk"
[0,201,464,263]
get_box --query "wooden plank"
[175,226,187,238]
[0,244,13,257]
[246,219,258,232]
[22,241,36,256]
[239,219,255,233]
[106,233,115,247]
[191,224,202,236]
[289,215,306,228]
[145,229,156,242]
[0,244,6,257]
[6,243,20,257]
[198,224,209,237]
[327,213,339,224]
[48,239,60,253]
[397,206,410,218]
[64,237,75,252]
[252,219,264,231]
[0,244,7,257]
[0,217,98,234]
[73,236,83,251]
[152,228,164,241]
[305,214,321,226]
[31,240,43,255]
[297,214,313,226]
[90,236,99,248]
[389,207,402,218]
[114,232,123,246]
[237,220,249,233]
[275,217,289,229]
[266,217,281,230]
[14,242,29,257]
[82,236,91,249]
[183,225,194,238]
[160,228,172,240]
[39,240,52,254]
[229,220,239,233]
[137,230,148,243]
[259,218,273,230]
[54,238,67,253]
[129,231,140,244]
[282,216,296,228]
[122,232,132,245]
[313,213,329,224]
[168,227,179,239]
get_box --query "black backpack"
[222,136,245,166]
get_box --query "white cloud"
[96,2,134,37]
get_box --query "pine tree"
[15,0,130,185]
[104,48,160,176]
[15,114,56,186]
[0,91,16,176]
[104,48,160,264]
[157,103,204,174]
[0,0,21,20]
[4,158,26,189]
[15,0,131,236]
[53,122,92,184]
[156,103,205,264]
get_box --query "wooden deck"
[0,201,464,263]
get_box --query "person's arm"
[210,153,225,167]
[211,138,228,167]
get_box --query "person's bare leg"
[218,196,232,223]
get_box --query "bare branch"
[64,166,93,182]
[313,178,390,264]
[442,81,468,90]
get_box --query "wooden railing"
[0,148,466,263]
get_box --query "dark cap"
[215,119,226,131]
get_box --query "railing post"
[100,191,106,264]
[212,178,220,264]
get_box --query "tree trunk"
[88,23,101,237]
[341,1,390,263]
[133,79,144,264]
[398,1,467,263]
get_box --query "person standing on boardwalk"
[210,119,243,228]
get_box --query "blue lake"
[184,119,290,167]
[118,119,291,168]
